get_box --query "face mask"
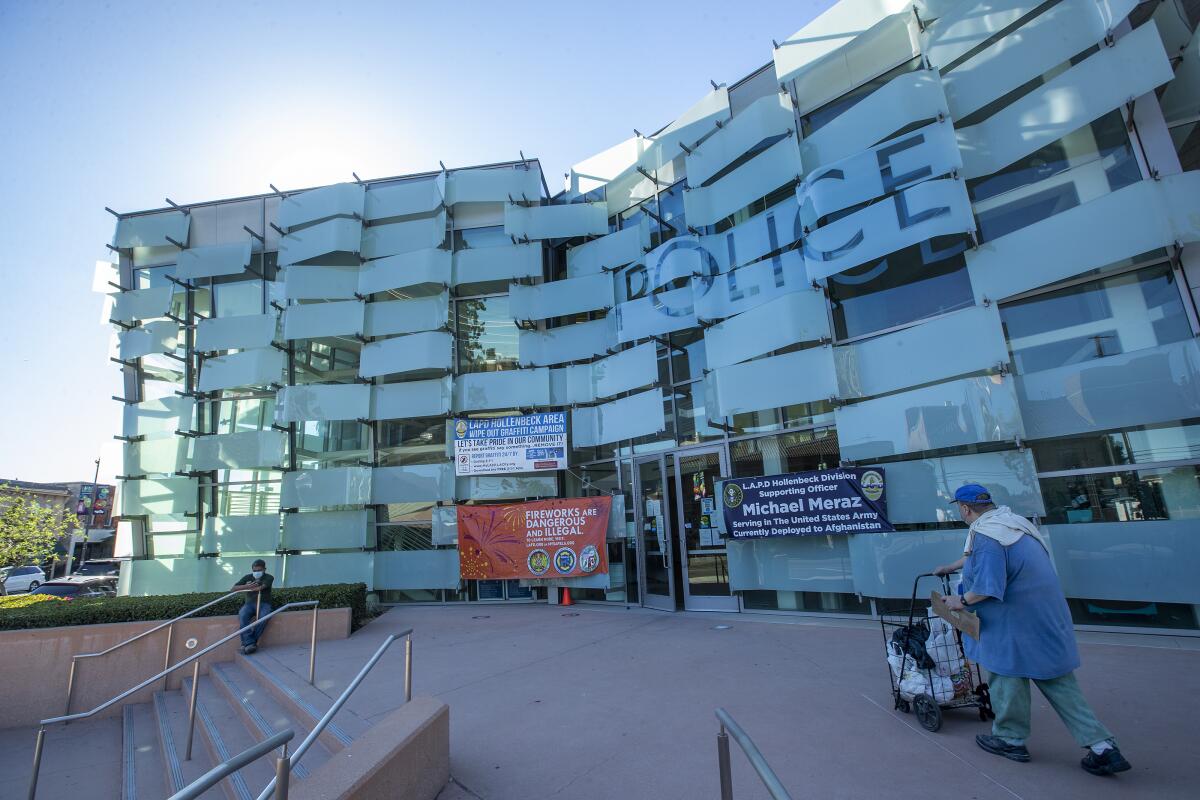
[252,570,264,579]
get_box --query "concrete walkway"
[256,603,1200,800]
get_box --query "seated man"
[233,559,273,655]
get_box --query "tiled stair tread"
[123,702,169,800]
[210,661,333,780]
[184,675,276,800]
[154,689,220,793]
[235,651,369,748]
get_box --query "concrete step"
[122,703,169,800]
[152,689,220,795]
[234,650,370,753]
[209,662,333,781]
[182,674,276,800]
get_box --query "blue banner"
[720,468,893,538]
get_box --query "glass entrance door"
[634,455,678,611]
[674,447,738,611]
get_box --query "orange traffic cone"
[561,587,573,606]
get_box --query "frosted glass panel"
[124,558,206,595]
[445,165,541,204]
[641,235,709,294]
[456,473,558,501]
[364,293,449,337]
[202,515,280,554]
[682,136,803,227]
[370,377,453,420]
[834,304,1007,399]
[123,396,194,438]
[773,0,913,83]
[195,313,276,352]
[693,250,809,323]
[613,287,696,343]
[283,264,360,301]
[572,388,666,447]
[700,195,801,273]
[124,437,188,475]
[360,248,451,295]
[371,463,455,503]
[566,221,648,277]
[877,449,1044,524]
[923,0,1042,69]
[374,550,461,590]
[361,211,446,259]
[509,273,615,321]
[518,317,616,367]
[967,172,1200,303]
[432,505,458,546]
[192,431,286,470]
[119,320,178,360]
[1016,339,1200,439]
[727,536,855,593]
[113,211,190,249]
[791,11,917,116]
[835,375,1024,460]
[175,241,252,280]
[504,202,608,240]
[685,93,797,187]
[1160,26,1199,126]
[198,348,285,391]
[281,467,372,509]
[275,384,370,423]
[804,178,975,281]
[283,509,370,550]
[1046,521,1200,604]
[958,24,1172,179]
[800,70,949,171]
[798,119,960,228]
[278,183,364,230]
[359,331,453,378]
[706,346,837,418]
[453,368,551,412]
[637,87,730,172]
[365,176,444,220]
[703,290,829,369]
[848,530,965,597]
[593,342,658,399]
[278,217,362,266]
[111,287,173,323]
[283,553,373,588]
[452,243,542,285]
[121,477,197,516]
[282,300,365,340]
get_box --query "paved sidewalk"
[257,603,1200,799]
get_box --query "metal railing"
[168,728,294,800]
[254,629,414,800]
[715,707,793,800]
[28,600,320,800]
[64,590,243,717]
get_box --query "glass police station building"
[105,0,1200,631]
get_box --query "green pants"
[988,671,1114,748]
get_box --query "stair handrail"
[27,600,320,800]
[254,628,414,800]
[168,728,295,800]
[64,590,243,717]
[714,707,793,800]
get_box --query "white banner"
[453,412,567,476]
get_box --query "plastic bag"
[890,620,935,670]
[888,641,956,702]
[925,612,965,677]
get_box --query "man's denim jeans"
[239,601,271,647]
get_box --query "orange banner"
[457,497,611,580]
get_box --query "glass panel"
[1039,466,1200,524]
[728,536,855,592]
[201,515,279,554]
[283,264,360,301]
[452,243,542,285]
[676,450,730,597]
[638,459,672,599]
[175,240,251,280]
[573,389,666,447]
[371,464,455,504]
[278,217,362,266]
[124,438,188,475]
[365,176,444,220]
[113,211,190,249]
[111,286,173,323]
[1031,421,1200,471]
[700,195,800,273]
[1046,520,1200,604]
[453,368,550,412]
[195,313,276,352]
[275,384,370,422]
[377,418,449,466]
[118,320,179,360]
[453,225,510,251]
[283,300,365,340]
[284,552,373,586]
[1016,339,1200,439]
[791,11,917,116]
[445,165,541,204]
[682,137,801,227]
[693,249,808,322]
[282,509,370,550]
[923,0,1042,70]
[295,419,367,469]
[685,93,797,187]
[370,378,453,421]
[281,467,372,508]
[192,431,286,471]
[293,339,360,384]
[508,273,615,321]
[215,278,265,319]
[360,211,446,260]
[566,219,648,277]
[456,297,520,373]
[593,341,658,399]
[359,331,453,378]
[455,474,557,500]
[197,348,286,392]
[877,449,1044,523]
[517,316,616,367]
[673,383,723,445]
[847,530,965,597]
[703,289,829,369]
[359,249,451,295]
[432,505,458,545]
[123,396,195,439]
[835,374,1024,460]
[504,202,608,240]
[1066,598,1197,630]
[613,287,697,343]
[706,347,837,419]
[121,477,197,516]
[278,183,364,231]
[668,329,707,384]
[373,550,461,590]
[364,293,449,337]
[636,86,730,173]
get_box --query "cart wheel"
[898,699,911,714]
[914,694,942,732]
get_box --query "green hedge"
[0,583,368,632]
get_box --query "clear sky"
[0,0,833,486]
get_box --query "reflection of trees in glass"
[455,298,518,373]
[456,299,487,373]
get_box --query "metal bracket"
[243,225,266,243]
[164,197,189,215]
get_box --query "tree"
[0,484,77,571]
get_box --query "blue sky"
[0,0,833,485]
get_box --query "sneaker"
[1081,747,1131,776]
[243,644,257,655]
[976,734,1031,762]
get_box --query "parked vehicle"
[0,565,47,594]
[72,559,124,578]
[30,576,117,601]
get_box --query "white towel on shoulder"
[963,506,1049,554]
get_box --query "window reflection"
[1032,421,1200,472]
[1040,466,1200,524]
[454,296,519,374]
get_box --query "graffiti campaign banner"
[453,412,568,476]
[458,496,611,580]
[721,468,893,538]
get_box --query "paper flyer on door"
[458,496,612,580]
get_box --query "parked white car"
[1,565,46,593]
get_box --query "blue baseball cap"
[950,484,992,504]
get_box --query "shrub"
[0,583,369,632]
[0,594,63,610]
